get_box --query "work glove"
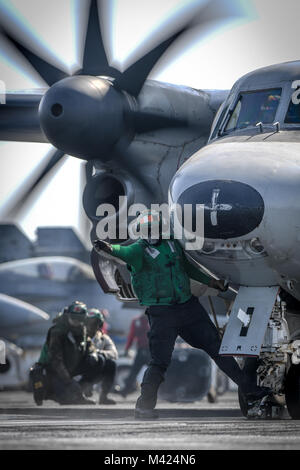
[93,239,113,255]
[209,279,228,292]
[85,351,106,368]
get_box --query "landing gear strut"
[240,299,300,419]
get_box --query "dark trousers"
[136,296,258,410]
[123,348,151,394]
[80,356,117,396]
[48,357,116,402]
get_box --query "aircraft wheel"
[238,387,248,417]
[285,364,300,419]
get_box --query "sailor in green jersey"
[93,210,268,419]
[109,237,220,306]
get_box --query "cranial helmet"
[136,209,169,245]
[87,308,105,328]
[66,301,87,327]
[86,308,105,337]
[67,301,87,316]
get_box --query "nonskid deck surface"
[0,391,299,450]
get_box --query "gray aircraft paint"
[170,61,300,302]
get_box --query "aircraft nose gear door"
[219,286,279,357]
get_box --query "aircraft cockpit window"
[225,100,242,131]
[285,88,300,124]
[224,88,282,132]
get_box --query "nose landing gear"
[238,388,286,420]
[239,298,300,419]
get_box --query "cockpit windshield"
[285,87,300,124]
[224,88,282,133]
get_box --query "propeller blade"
[1,29,67,87]
[115,0,248,97]
[193,0,247,30]
[2,148,65,218]
[22,148,65,196]
[114,27,186,97]
[147,0,250,77]
[80,0,119,77]
[0,93,48,143]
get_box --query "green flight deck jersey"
[111,239,212,306]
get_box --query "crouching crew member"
[31,302,110,406]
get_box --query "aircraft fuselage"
[170,61,300,302]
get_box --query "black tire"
[285,364,300,419]
[238,387,248,418]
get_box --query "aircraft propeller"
[0,0,246,215]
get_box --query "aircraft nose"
[172,179,265,239]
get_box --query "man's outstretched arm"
[182,250,228,292]
[93,239,143,271]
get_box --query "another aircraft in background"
[0,224,142,389]
[0,224,142,340]
[0,293,49,389]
